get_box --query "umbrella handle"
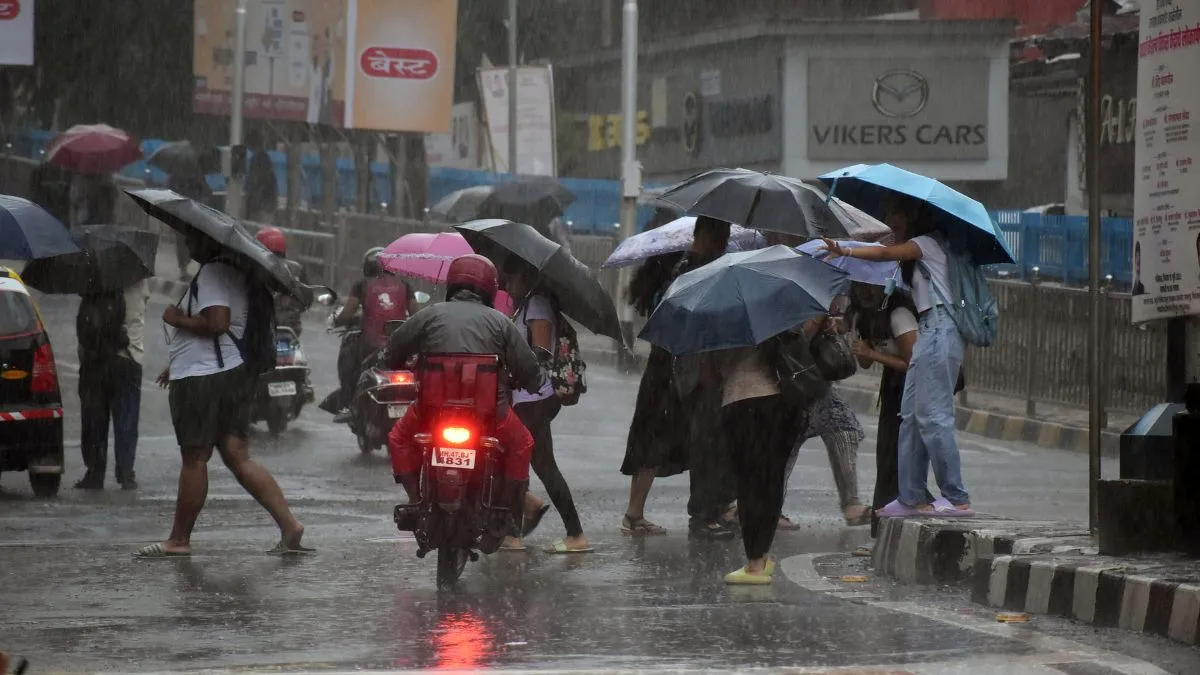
[825,177,839,204]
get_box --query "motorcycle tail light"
[389,371,414,385]
[440,426,472,445]
[31,342,58,395]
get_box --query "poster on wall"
[193,0,457,132]
[477,66,557,176]
[0,0,34,66]
[425,102,482,169]
[1131,0,1200,323]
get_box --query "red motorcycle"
[392,353,513,589]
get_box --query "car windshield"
[0,289,39,337]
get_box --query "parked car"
[0,267,64,497]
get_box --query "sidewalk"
[869,515,1200,647]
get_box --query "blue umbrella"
[0,195,79,260]
[796,239,904,288]
[818,163,1015,265]
[639,245,851,356]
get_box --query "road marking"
[781,553,1173,675]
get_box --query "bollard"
[1024,267,1042,418]
[1173,383,1200,557]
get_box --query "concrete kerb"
[871,516,1200,646]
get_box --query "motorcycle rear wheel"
[436,546,468,589]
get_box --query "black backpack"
[765,330,830,409]
[187,258,277,377]
[77,291,128,356]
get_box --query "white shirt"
[512,294,557,404]
[874,307,918,358]
[912,235,952,314]
[122,279,149,365]
[166,262,248,380]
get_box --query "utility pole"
[1086,0,1102,533]
[507,0,519,175]
[616,0,641,360]
[226,0,248,219]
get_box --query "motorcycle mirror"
[413,291,431,305]
[312,284,338,306]
[317,293,336,306]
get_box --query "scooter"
[251,326,313,436]
[348,319,418,454]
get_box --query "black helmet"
[363,246,385,277]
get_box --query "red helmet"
[256,226,286,255]
[446,254,498,303]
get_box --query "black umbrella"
[453,219,622,341]
[146,141,201,176]
[21,225,159,294]
[659,168,851,239]
[476,176,576,225]
[428,185,494,223]
[124,188,309,302]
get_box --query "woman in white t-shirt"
[823,195,974,518]
[501,258,591,554]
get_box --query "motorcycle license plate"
[387,404,407,419]
[267,381,298,397]
[432,447,476,470]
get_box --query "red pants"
[387,406,533,482]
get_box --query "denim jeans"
[897,307,969,506]
[79,354,142,481]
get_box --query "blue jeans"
[897,307,969,506]
[79,355,142,481]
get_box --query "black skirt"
[620,346,689,477]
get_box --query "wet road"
[1,294,1196,673]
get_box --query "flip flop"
[620,516,667,536]
[266,543,316,555]
[723,565,773,585]
[521,505,551,537]
[498,543,528,552]
[853,544,873,557]
[932,503,976,518]
[875,499,931,518]
[844,507,872,527]
[133,543,190,558]
[543,538,595,554]
[777,515,802,531]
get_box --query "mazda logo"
[871,70,929,118]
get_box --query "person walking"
[822,195,974,516]
[135,230,308,557]
[244,130,278,224]
[500,258,591,553]
[73,277,148,490]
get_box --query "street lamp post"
[227,0,248,219]
[507,0,519,175]
[616,0,641,361]
[1086,0,1102,533]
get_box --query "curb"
[871,517,1200,646]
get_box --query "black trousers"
[724,395,807,560]
[515,396,583,537]
[79,354,142,482]
[328,331,368,411]
[687,386,736,523]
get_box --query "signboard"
[1131,0,1200,323]
[806,57,991,162]
[0,0,33,66]
[193,0,457,132]
[425,102,482,169]
[478,66,557,176]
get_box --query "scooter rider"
[324,247,414,422]
[255,227,310,336]
[382,254,547,527]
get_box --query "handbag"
[767,331,830,408]
[810,328,858,382]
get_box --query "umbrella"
[124,188,308,301]
[146,140,201,176]
[818,163,1015,265]
[21,225,159,294]
[453,219,622,341]
[601,216,765,269]
[796,239,904,288]
[379,232,474,282]
[476,176,576,225]
[636,186,683,212]
[658,168,851,239]
[828,198,893,243]
[0,195,80,260]
[639,245,851,356]
[428,186,495,223]
[45,124,142,175]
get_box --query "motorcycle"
[348,318,418,454]
[252,326,314,436]
[393,346,552,589]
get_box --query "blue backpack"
[919,235,1000,348]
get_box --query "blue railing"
[992,211,1134,288]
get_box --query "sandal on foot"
[521,505,551,537]
[844,506,872,527]
[544,538,594,554]
[266,542,316,555]
[875,499,933,518]
[724,565,773,585]
[134,543,190,558]
[620,515,667,535]
[853,544,873,557]
[777,515,802,531]
[690,519,736,540]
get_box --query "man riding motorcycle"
[256,226,311,335]
[323,247,415,421]
[382,254,546,526]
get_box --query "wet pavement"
[1,294,1197,673]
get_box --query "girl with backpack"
[822,195,975,517]
[500,258,591,554]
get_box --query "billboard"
[0,0,33,66]
[193,0,457,132]
[478,66,557,176]
[1130,0,1200,323]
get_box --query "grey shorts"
[169,365,253,448]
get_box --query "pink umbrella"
[380,232,516,314]
[46,124,142,175]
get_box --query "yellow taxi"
[0,266,63,497]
